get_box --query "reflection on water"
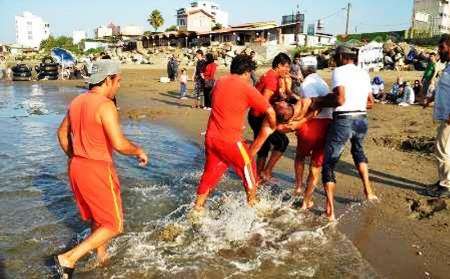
[0,83,378,278]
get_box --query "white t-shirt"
[371,83,384,96]
[332,64,371,113]
[300,73,333,119]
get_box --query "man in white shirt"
[424,34,450,198]
[309,45,378,221]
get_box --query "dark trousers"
[204,86,212,108]
[248,113,289,158]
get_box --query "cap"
[86,60,121,85]
[300,56,318,67]
[335,43,358,55]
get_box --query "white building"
[15,11,50,49]
[120,25,144,36]
[412,0,450,35]
[95,26,113,39]
[72,30,86,44]
[177,0,229,32]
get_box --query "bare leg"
[294,154,306,195]
[261,151,283,180]
[194,192,209,211]
[301,165,321,210]
[91,222,109,266]
[246,185,257,207]
[57,227,120,269]
[356,163,377,200]
[324,182,336,221]
[256,156,267,179]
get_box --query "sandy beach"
[28,65,450,278]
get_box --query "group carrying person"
[192,44,378,222]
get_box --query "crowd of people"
[53,35,450,278]
[370,52,439,107]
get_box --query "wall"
[187,12,212,32]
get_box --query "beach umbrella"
[50,47,76,66]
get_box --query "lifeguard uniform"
[68,92,123,233]
[197,74,270,195]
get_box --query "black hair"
[294,53,301,59]
[88,74,117,90]
[205,53,214,64]
[196,49,204,55]
[101,54,111,59]
[230,54,257,75]
[440,34,450,46]
[276,105,294,123]
[272,52,291,69]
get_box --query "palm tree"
[148,9,164,32]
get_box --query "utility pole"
[345,2,351,35]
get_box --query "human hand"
[137,150,149,167]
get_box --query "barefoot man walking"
[310,45,377,221]
[56,60,148,278]
[194,54,276,212]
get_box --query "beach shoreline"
[24,65,449,278]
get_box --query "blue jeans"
[322,115,369,184]
[180,83,187,98]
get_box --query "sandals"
[54,255,74,279]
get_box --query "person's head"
[293,53,301,65]
[396,76,403,85]
[334,44,358,66]
[372,76,383,85]
[439,34,450,62]
[429,52,437,63]
[274,101,294,123]
[205,53,214,64]
[250,51,256,58]
[181,68,186,74]
[299,56,318,77]
[196,49,204,60]
[87,60,122,99]
[414,79,421,87]
[272,52,291,76]
[230,54,257,80]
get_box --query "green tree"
[212,23,223,31]
[165,25,177,32]
[148,9,164,32]
[40,36,82,55]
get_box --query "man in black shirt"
[192,49,206,108]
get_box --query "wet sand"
[34,66,449,278]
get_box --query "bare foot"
[325,213,336,222]
[300,200,314,210]
[293,186,303,196]
[260,171,272,182]
[57,254,74,269]
[96,251,110,267]
[366,194,379,202]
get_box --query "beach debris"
[407,198,448,220]
[157,223,184,242]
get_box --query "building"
[177,0,229,32]
[95,26,113,39]
[412,0,450,35]
[107,22,121,36]
[120,25,144,36]
[72,30,86,44]
[15,11,50,49]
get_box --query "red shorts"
[69,156,123,233]
[197,136,257,195]
[296,118,332,167]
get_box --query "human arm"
[249,116,275,157]
[99,101,148,166]
[57,113,73,158]
[367,92,375,109]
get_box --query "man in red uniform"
[55,60,148,278]
[194,54,276,212]
[248,53,292,181]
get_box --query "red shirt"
[203,62,217,81]
[206,74,270,142]
[252,69,280,116]
[69,92,114,162]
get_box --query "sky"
[0,0,413,43]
